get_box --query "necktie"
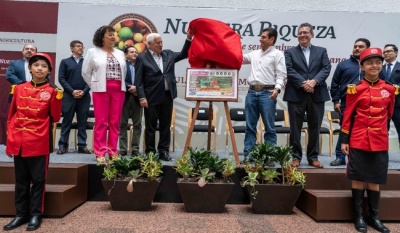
[386,63,392,79]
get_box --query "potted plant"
[241,143,306,214]
[101,152,163,211]
[174,147,236,213]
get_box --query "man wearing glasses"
[283,22,331,168]
[57,40,91,154]
[382,44,400,147]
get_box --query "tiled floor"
[1,202,399,232]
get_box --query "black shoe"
[3,216,29,231]
[330,158,346,166]
[131,151,141,157]
[26,216,42,231]
[119,150,127,156]
[78,147,91,154]
[159,152,172,161]
[56,147,68,155]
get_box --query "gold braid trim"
[346,84,357,94]
[393,84,399,95]
[56,88,63,100]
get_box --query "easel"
[182,100,240,165]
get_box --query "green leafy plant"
[101,152,163,195]
[174,147,235,187]
[241,143,306,198]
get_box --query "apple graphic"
[121,20,134,28]
[114,23,121,32]
[134,43,146,53]
[124,39,134,47]
[119,27,133,41]
[133,33,143,43]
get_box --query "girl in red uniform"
[3,53,62,231]
[341,48,396,233]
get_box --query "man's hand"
[128,85,137,95]
[341,143,349,156]
[269,89,279,100]
[302,79,317,93]
[72,90,84,99]
[140,98,148,108]
[187,28,194,40]
[334,103,341,114]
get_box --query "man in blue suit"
[56,40,91,154]
[283,22,331,168]
[381,44,400,146]
[6,44,37,85]
[136,30,193,161]
[119,46,143,156]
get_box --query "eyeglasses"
[73,45,85,49]
[383,50,394,54]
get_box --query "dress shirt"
[301,45,311,66]
[24,59,32,82]
[73,55,82,64]
[242,46,287,90]
[150,49,169,90]
[129,63,135,84]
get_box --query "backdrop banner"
[1,1,399,152]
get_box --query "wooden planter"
[177,180,234,213]
[245,183,303,214]
[101,178,161,211]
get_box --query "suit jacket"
[6,59,27,84]
[124,60,140,104]
[136,39,191,106]
[283,45,331,103]
[381,61,400,107]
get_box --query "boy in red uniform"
[341,48,396,233]
[3,53,63,231]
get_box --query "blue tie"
[386,63,392,80]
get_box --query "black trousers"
[14,154,48,217]
[287,94,325,162]
[58,93,91,149]
[144,91,173,154]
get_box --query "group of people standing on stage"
[3,21,398,232]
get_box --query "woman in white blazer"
[82,25,127,162]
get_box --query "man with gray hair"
[136,31,193,161]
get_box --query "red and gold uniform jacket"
[6,81,63,157]
[341,78,398,151]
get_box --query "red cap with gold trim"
[360,48,383,65]
[31,52,53,71]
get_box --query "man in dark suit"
[6,44,38,102]
[6,44,37,85]
[283,22,331,168]
[119,46,143,156]
[57,40,91,154]
[381,44,400,146]
[136,30,193,161]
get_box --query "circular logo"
[40,91,51,101]
[109,13,158,53]
[381,89,390,98]
[371,48,378,54]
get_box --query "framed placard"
[185,68,238,102]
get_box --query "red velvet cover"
[188,18,243,69]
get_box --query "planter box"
[102,178,161,211]
[177,180,234,213]
[246,183,302,214]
